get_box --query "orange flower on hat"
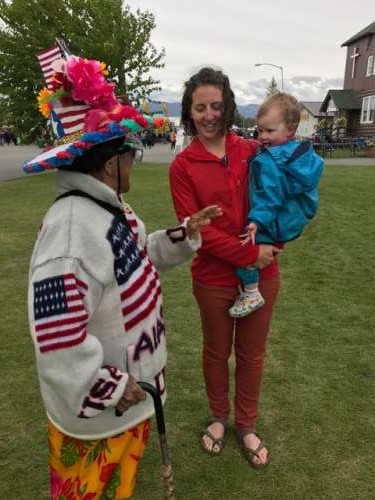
[37,87,53,118]
[99,62,109,76]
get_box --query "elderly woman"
[25,49,221,498]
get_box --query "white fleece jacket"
[28,170,200,439]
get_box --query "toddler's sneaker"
[229,291,265,318]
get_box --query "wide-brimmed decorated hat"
[23,40,161,174]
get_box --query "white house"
[297,101,334,138]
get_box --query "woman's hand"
[116,375,147,414]
[186,205,223,238]
[254,244,282,269]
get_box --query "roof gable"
[300,101,335,117]
[300,101,325,116]
[320,90,360,112]
[341,21,375,46]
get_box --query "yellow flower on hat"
[37,87,53,118]
[100,62,109,76]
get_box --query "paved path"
[0,144,176,181]
[1,143,374,181]
[0,145,41,180]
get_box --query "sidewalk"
[1,144,374,182]
[325,157,375,166]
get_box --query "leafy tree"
[265,76,279,96]
[0,0,165,142]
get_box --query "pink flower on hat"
[84,108,111,132]
[66,56,117,108]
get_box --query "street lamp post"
[254,63,284,91]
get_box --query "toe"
[243,432,269,465]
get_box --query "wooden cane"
[138,382,175,498]
[115,381,175,498]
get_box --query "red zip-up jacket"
[169,132,279,286]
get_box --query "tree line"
[0,0,165,142]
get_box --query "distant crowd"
[0,128,17,145]
[139,127,188,154]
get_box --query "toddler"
[229,93,324,318]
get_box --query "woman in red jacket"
[169,67,282,468]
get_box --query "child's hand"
[240,222,257,245]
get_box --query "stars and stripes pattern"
[123,205,140,243]
[107,217,161,332]
[33,273,88,353]
[36,44,64,90]
[53,104,90,136]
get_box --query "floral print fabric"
[48,419,150,499]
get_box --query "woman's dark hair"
[181,67,236,136]
[60,136,127,174]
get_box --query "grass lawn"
[0,163,374,499]
[330,148,364,159]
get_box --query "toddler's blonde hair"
[257,92,301,129]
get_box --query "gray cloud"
[132,0,372,106]
[290,76,322,84]
[150,73,344,105]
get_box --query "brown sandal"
[201,420,226,456]
[235,430,270,469]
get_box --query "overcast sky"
[128,0,374,104]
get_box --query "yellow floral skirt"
[48,418,150,499]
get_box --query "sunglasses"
[118,142,144,162]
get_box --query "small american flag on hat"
[36,44,64,90]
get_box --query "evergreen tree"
[233,109,256,129]
[266,76,279,96]
[0,0,165,141]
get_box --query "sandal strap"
[236,429,268,461]
[202,429,224,447]
[244,441,265,459]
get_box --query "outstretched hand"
[186,205,223,238]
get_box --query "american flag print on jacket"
[33,273,88,353]
[107,216,161,332]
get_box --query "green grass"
[1,164,374,499]
[330,148,364,159]
[316,147,365,160]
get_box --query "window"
[366,56,374,76]
[360,95,375,123]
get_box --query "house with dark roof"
[320,21,375,137]
[297,101,334,137]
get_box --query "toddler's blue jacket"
[249,140,324,243]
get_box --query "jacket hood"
[258,139,324,187]
[177,132,244,162]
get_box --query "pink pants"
[193,277,280,432]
